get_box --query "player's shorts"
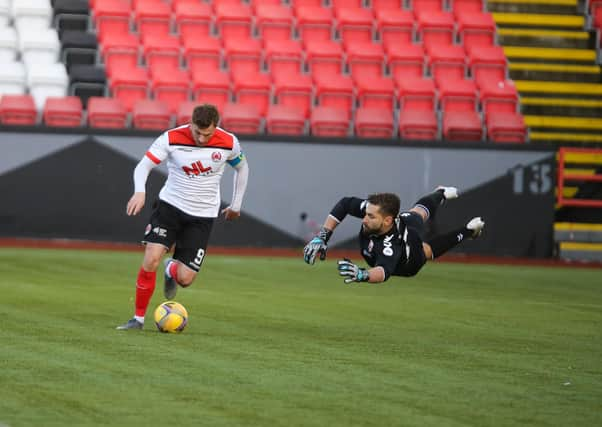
[395,211,427,277]
[142,200,214,272]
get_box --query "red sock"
[168,260,179,283]
[135,267,156,317]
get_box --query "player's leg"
[164,216,214,297]
[424,217,485,260]
[410,186,458,222]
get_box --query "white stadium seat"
[12,0,52,31]
[0,60,27,94]
[18,26,60,65]
[27,62,68,109]
[0,25,18,62]
[0,0,11,27]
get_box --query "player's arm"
[126,135,166,216]
[221,153,248,221]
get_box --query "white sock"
[134,315,144,324]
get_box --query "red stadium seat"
[87,96,127,128]
[232,71,271,116]
[346,42,385,80]
[150,67,190,115]
[273,72,313,118]
[416,11,455,51]
[373,0,405,13]
[479,79,519,115]
[101,32,140,78]
[255,3,294,42]
[486,112,527,143]
[191,68,231,111]
[438,78,478,112]
[132,99,171,130]
[411,0,443,16]
[43,96,83,127]
[295,6,333,43]
[376,9,414,51]
[354,75,396,111]
[292,0,323,6]
[398,109,438,140]
[221,102,262,134]
[176,100,197,126]
[396,77,436,112]
[109,66,149,112]
[313,73,354,119]
[443,110,483,141]
[310,106,349,137]
[183,35,221,74]
[305,39,344,76]
[224,36,262,76]
[266,104,306,136]
[456,11,496,51]
[331,0,363,8]
[264,39,304,79]
[174,2,212,42]
[215,1,253,41]
[94,0,130,42]
[134,0,171,41]
[355,107,395,138]
[468,45,508,87]
[0,94,37,125]
[335,7,374,45]
[427,44,466,83]
[386,42,425,81]
[451,0,484,15]
[142,34,181,73]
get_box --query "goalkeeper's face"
[362,203,391,235]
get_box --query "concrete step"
[497,27,595,49]
[509,62,601,82]
[558,241,602,262]
[492,12,585,30]
[514,80,602,99]
[530,131,602,143]
[487,0,580,14]
[521,97,602,117]
[555,223,602,242]
[503,46,597,64]
[525,115,602,133]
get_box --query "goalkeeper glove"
[337,258,370,284]
[303,227,332,265]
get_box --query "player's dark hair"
[192,104,220,128]
[367,193,400,218]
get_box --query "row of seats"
[0,94,527,143]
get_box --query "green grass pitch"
[1,247,601,427]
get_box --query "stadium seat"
[346,42,385,80]
[27,62,69,109]
[0,61,27,94]
[486,111,527,143]
[12,0,52,32]
[438,78,478,113]
[355,107,395,138]
[142,34,181,73]
[134,0,171,41]
[411,0,443,16]
[479,79,519,115]
[87,96,127,128]
[354,75,396,111]
[174,1,212,41]
[68,64,107,106]
[468,45,507,87]
[60,30,98,70]
[330,0,363,9]
[191,68,231,111]
[43,95,83,127]
[310,106,349,137]
[175,100,197,126]
[214,1,252,41]
[264,39,304,79]
[442,110,483,141]
[109,65,148,112]
[305,39,344,76]
[18,27,60,66]
[398,109,438,140]
[0,94,37,125]
[292,0,323,6]
[232,71,271,116]
[386,42,425,81]
[295,5,333,43]
[265,104,306,136]
[132,99,171,130]
[373,0,405,14]
[93,0,131,42]
[100,32,140,77]
[255,3,294,42]
[416,11,455,51]
[456,11,496,52]
[53,0,89,36]
[451,0,484,15]
[396,77,436,112]
[221,102,262,134]
[427,44,466,83]
[0,26,18,63]
[375,9,414,51]
[150,67,190,115]
[313,73,354,119]
[335,7,374,45]
[273,72,313,119]
[183,35,222,74]
[0,0,10,26]
[224,36,262,76]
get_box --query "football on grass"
[154,301,188,333]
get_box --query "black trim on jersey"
[330,197,366,222]
[168,142,234,150]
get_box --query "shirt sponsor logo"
[182,160,213,177]
[152,227,167,237]
[383,234,394,256]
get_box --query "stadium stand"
[87,96,127,128]
[43,95,83,127]
[310,106,349,137]
[221,102,262,134]
[265,104,306,136]
[0,93,37,124]
[132,98,171,130]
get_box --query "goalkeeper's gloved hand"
[303,227,332,265]
[337,258,370,284]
